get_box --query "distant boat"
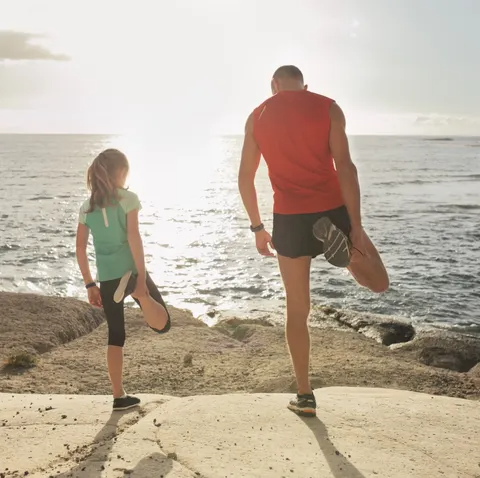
[424,137,454,141]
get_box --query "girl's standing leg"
[100,279,126,397]
[100,279,140,410]
[133,273,171,333]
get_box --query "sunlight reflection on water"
[1,134,479,329]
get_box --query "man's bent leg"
[277,254,312,394]
[348,230,389,293]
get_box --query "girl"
[76,148,170,411]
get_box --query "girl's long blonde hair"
[86,148,129,213]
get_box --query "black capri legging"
[100,272,171,347]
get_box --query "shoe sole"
[114,271,133,303]
[287,404,317,417]
[313,217,351,268]
[113,403,140,411]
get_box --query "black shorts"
[272,205,351,259]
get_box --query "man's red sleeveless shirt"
[252,90,344,214]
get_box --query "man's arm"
[238,112,262,227]
[329,103,362,230]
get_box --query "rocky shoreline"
[313,305,480,373]
[0,292,479,399]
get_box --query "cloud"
[0,30,69,61]
[413,113,480,130]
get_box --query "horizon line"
[0,132,479,138]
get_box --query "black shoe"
[313,217,351,268]
[113,395,141,411]
[287,393,317,417]
[114,271,137,303]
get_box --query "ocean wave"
[455,173,480,180]
[434,204,480,211]
[375,179,444,186]
[0,244,21,252]
[28,196,54,201]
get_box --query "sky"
[0,0,479,135]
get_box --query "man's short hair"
[272,65,304,82]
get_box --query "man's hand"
[255,230,275,257]
[349,226,367,262]
[87,286,102,308]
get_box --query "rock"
[253,375,324,393]
[0,292,105,362]
[214,318,275,342]
[468,363,480,378]
[393,329,480,372]
[183,353,193,366]
[216,316,274,329]
[315,307,415,346]
[361,321,415,346]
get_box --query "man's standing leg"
[277,254,317,416]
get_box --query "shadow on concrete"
[54,408,139,477]
[301,416,366,478]
[130,453,173,477]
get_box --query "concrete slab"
[0,393,190,477]
[153,388,480,478]
[1,388,479,477]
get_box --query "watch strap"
[250,223,264,233]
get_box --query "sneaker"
[113,395,141,411]
[287,393,317,417]
[114,271,137,303]
[312,216,351,268]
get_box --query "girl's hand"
[132,281,149,299]
[88,286,102,307]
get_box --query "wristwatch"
[250,223,264,233]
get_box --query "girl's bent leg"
[133,273,170,333]
[100,279,127,398]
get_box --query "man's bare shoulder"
[329,102,346,125]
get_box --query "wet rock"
[316,308,415,346]
[393,329,480,372]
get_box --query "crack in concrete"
[152,423,207,478]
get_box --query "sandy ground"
[1,293,478,400]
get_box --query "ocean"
[0,134,479,332]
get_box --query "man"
[238,65,389,417]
